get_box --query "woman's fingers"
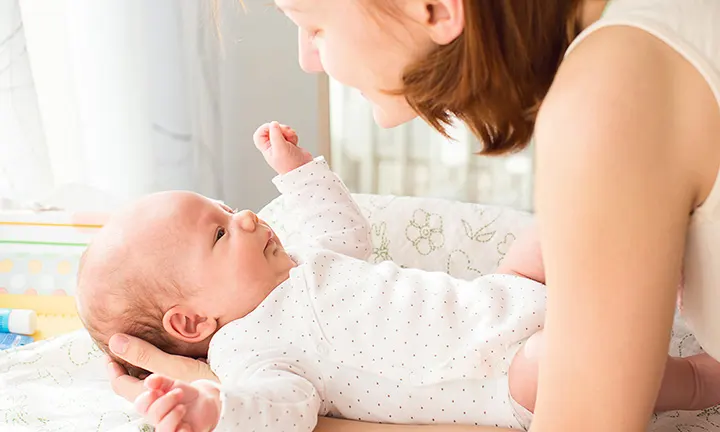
[109,334,179,378]
[107,361,146,401]
[106,358,126,379]
[109,334,155,369]
[108,333,218,386]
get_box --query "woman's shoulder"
[540,20,719,208]
[568,0,720,59]
[557,0,720,159]
[539,25,679,145]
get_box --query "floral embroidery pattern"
[461,217,498,243]
[405,209,445,255]
[446,250,482,278]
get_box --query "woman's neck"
[578,0,609,31]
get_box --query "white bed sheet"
[1,194,718,431]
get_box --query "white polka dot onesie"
[208,157,546,431]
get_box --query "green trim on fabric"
[0,240,88,248]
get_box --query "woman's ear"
[404,0,465,46]
[162,306,218,344]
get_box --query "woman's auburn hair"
[226,0,583,155]
[401,0,584,155]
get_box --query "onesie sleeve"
[213,361,322,432]
[272,156,371,259]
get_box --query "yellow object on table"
[0,210,104,341]
[0,294,82,341]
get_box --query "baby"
[78,122,720,432]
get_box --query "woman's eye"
[215,227,226,243]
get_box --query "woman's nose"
[298,28,324,73]
[233,210,258,232]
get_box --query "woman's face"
[275,0,435,128]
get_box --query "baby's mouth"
[264,228,275,251]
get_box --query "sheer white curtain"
[0,0,54,203]
[0,0,223,211]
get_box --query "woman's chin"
[371,103,417,129]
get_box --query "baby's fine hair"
[78,247,187,378]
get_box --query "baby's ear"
[162,306,217,344]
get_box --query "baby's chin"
[275,244,297,265]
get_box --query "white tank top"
[565,0,720,358]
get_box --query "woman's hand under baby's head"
[77,191,296,375]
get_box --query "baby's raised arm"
[255,122,371,259]
[272,158,372,258]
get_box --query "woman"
[106,0,720,430]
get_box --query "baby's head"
[77,191,294,376]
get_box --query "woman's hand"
[106,334,219,402]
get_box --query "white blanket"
[1,194,716,431]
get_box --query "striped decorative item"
[0,211,106,297]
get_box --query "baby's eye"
[215,227,226,243]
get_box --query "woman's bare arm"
[530,27,699,431]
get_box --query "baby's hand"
[254,121,314,175]
[135,374,221,432]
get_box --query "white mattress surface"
[2,194,716,431]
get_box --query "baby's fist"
[254,122,313,175]
[135,374,221,432]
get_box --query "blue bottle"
[0,308,37,335]
[0,332,34,350]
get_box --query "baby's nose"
[233,210,258,232]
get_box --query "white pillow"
[258,193,534,280]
